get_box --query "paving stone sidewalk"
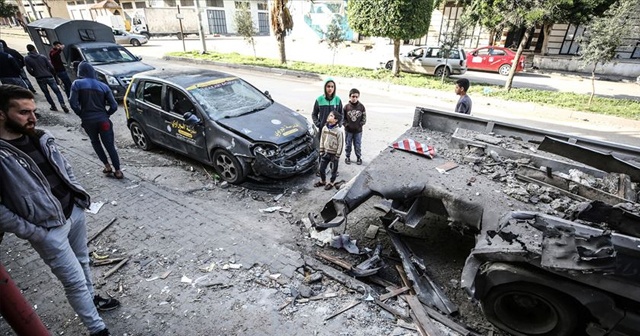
[0,129,318,335]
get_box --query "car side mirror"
[264,90,272,100]
[136,56,142,61]
[183,112,201,125]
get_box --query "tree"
[0,0,19,19]
[579,0,638,106]
[324,17,345,65]
[438,19,467,82]
[234,2,257,58]
[539,0,617,55]
[270,0,293,64]
[347,0,435,76]
[467,0,572,92]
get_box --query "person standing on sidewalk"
[49,41,72,98]
[314,111,344,191]
[24,44,69,113]
[69,61,123,179]
[0,40,36,93]
[343,88,366,165]
[312,78,342,173]
[0,84,119,336]
[0,43,27,89]
[454,78,472,115]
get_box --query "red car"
[466,46,525,76]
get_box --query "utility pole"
[194,0,207,54]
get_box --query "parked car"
[112,29,148,47]
[466,46,525,76]
[124,68,319,184]
[383,46,467,77]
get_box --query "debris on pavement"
[86,201,105,214]
[87,217,118,244]
[364,225,379,239]
[329,234,359,254]
[103,257,129,279]
[259,206,282,213]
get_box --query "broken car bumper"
[252,150,319,179]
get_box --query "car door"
[163,86,208,160]
[134,80,175,147]
[419,47,441,74]
[488,48,508,72]
[469,47,491,71]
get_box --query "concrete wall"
[533,54,640,78]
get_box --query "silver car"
[384,46,467,77]
[112,29,148,47]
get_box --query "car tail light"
[460,60,463,66]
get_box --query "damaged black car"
[124,68,319,183]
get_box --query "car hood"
[217,102,309,145]
[93,62,155,77]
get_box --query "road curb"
[163,55,322,80]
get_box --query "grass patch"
[168,51,640,120]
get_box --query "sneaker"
[357,158,363,165]
[90,328,111,336]
[94,295,120,311]
[345,157,351,165]
[49,106,58,111]
[61,105,69,113]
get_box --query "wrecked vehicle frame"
[312,107,640,336]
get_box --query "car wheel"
[384,60,393,70]
[434,66,450,78]
[499,64,512,76]
[130,121,154,151]
[142,32,151,40]
[212,149,246,184]
[131,39,141,47]
[481,283,579,336]
[176,32,184,40]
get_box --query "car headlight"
[307,120,317,137]
[253,144,279,158]
[105,75,120,86]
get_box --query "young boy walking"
[314,111,344,190]
[454,78,472,115]
[343,88,366,165]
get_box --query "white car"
[112,29,148,47]
[382,46,467,77]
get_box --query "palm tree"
[270,0,293,64]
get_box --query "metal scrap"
[539,136,640,182]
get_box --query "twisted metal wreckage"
[309,108,640,336]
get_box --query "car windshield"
[188,78,272,120]
[82,46,138,64]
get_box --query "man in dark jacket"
[49,41,72,98]
[70,62,123,179]
[0,39,37,93]
[0,84,119,336]
[0,43,26,88]
[24,44,69,113]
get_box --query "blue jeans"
[345,131,362,159]
[82,119,121,170]
[36,77,66,108]
[29,205,106,334]
[319,153,339,183]
[57,70,72,98]
[0,76,27,88]
[20,68,36,91]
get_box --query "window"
[206,0,223,7]
[475,48,490,56]
[181,0,194,6]
[235,1,249,9]
[78,29,97,41]
[491,49,506,56]
[36,28,50,45]
[168,87,195,115]
[257,12,268,34]
[165,0,177,6]
[135,1,146,8]
[122,3,133,9]
[141,82,163,106]
[206,9,227,34]
[560,24,584,55]
[67,1,76,5]
[257,1,267,11]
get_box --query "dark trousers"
[20,68,36,91]
[82,119,121,170]
[36,77,66,108]
[319,153,339,183]
[57,70,72,98]
[345,131,362,159]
